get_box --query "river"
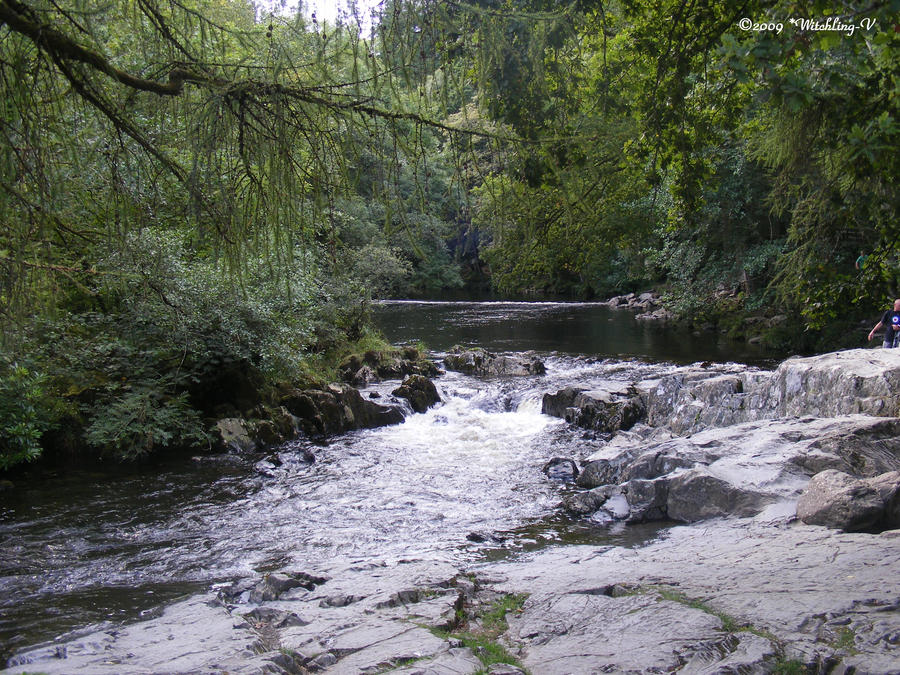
[0,301,781,662]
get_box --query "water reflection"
[374,300,783,365]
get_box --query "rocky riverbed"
[5,348,900,674]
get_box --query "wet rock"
[253,458,279,477]
[543,387,645,433]
[466,531,505,544]
[281,384,404,437]
[796,469,891,532]
[350,364,380,387]
[563,485,622,516]
[213,417,258,454]
[541,386,584,418]
[391,374,441,413]
[444,346,546,377]
[542,457,579,482]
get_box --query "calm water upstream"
[0,302,783,661]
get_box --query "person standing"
[868,299,900,348]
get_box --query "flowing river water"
[0,301,780,661]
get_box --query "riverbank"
[5,348,900,674]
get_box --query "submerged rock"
[444,346,546,376]
[541,457,579,482]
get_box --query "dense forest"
[1,0,898,469]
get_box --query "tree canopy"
[1,0,898,467]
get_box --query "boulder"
[563,485,623,516]
[796,469,891,532]
[249,573,311,603]
[542,457,579,482]
[541,386,584,418]
[213,418,258,454]
[576,459,619,489]
[392,375,441,413]
[622,478,669,522]
[338,349,440,384]
[444,346,546,377]
[563,416,900,526]
[281,384,404,437]
[666,468,773,523]
[868,470,900,528]
[543,386,645,433]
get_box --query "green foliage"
[773,659,808,675]
[428,592,529,674]
[83,387,208,460]
[0,357,54,469]
[480,593,528,634]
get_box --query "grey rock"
[566,415,900,525]
[307,652,337,670]
[543,386,644,433]
[250,573,310,602]
[214,417,258,454]
[506,590,728,674]
[392,374,441,413]
[797,469,889,532]
[318,594,364,608]
[281,384,404,437]
[444,346,545,377]
[491,518,900,675]
[667,468,773,523]
[641,349,900,436]
[488,664,526,674]
[622,478,669,522]
[541,386,584,418]
[869,470,900,528]
[563,485,622,515]
[389,646,482,674]
[242,607,309,628]
[575,458,619,488]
